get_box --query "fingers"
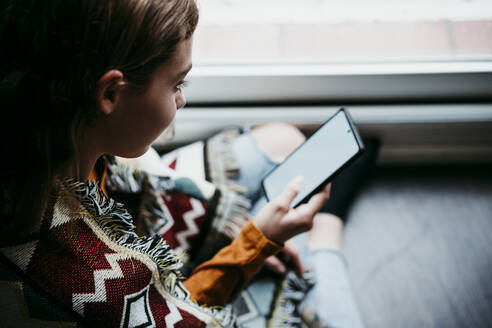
[283,240,303,276]
[265,256,286,274]
[308,192,328,213]
[297,183,331,218]
[253,177,303,244]
[265,241,304,276]
[275,175,303,209]
[324,182,332,197]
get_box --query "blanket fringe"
[267,271,316,328]
[206,129,252,240]
[61,179,183,275]
[59,179,237,327]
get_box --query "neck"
[66,127,103,181]
[77,151,101,181]
[63,151,101,181]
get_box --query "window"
[193,0,492,65]
[186,1,492,105]
[159,1,492,164]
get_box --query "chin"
[119,145,151,159]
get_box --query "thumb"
[276,175,303,207]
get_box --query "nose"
[177,92,186,110]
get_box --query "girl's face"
[103,38,193,158]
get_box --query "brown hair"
[0,0,198,245]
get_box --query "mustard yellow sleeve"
[183,220,282,306]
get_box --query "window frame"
[185,60,492,105]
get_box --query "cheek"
[163,96,178,123]
[149,94,177,134]
[130,94,175,139]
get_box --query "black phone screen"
[262,109,363,208]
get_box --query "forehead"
[160,38,193,77]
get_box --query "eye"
[175,80,189,92]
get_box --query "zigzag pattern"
[72,253,128,316]
[165,300,183,327]
[175,198,205,252]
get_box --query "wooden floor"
[342,165,492,328]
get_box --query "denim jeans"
[231,131,365,328]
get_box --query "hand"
[253,176,331,245]
[264,240,304,275]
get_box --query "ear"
[96,70,125,115]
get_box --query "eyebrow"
[177,64,193,78]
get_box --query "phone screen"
[262,109,362,207]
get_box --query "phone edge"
[261,108,365,207]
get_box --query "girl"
[1,0,370,326]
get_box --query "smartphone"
[261,108,364,208]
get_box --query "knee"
[251,122,306,161]
[308,213,343,251]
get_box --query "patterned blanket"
[0,129,314,327]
